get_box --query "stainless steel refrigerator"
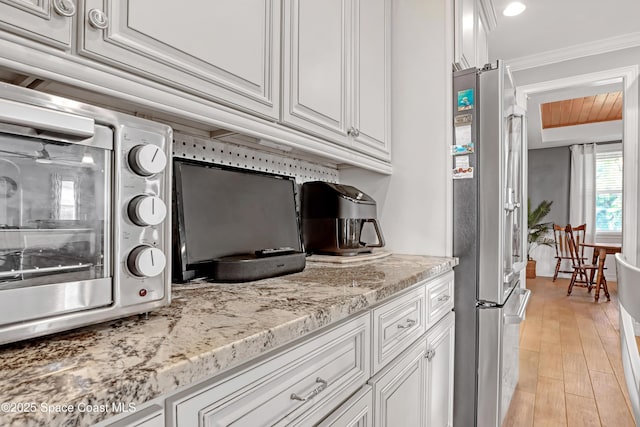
[452,61,531,427]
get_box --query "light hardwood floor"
[502,276,636,427]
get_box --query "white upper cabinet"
[455,0,493,69]
[455,0,476,69]
[283,0,391,160]
[0,0,393,169]
[0,0,75,48]
[282,0,348,139]
[351,0,391,159]
[78,0,281,119]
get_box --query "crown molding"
[506,32,640,72]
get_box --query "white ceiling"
[485,0,636,149]
[487,0,640,61]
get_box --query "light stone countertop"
[0,254,456,426]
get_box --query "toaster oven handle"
[362,218,386,248]
[0,98,95,139]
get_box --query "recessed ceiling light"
[503,2,526,16]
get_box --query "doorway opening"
[517,66,638,273]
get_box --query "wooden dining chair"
[566,225,602,296]
[552,223,587,282]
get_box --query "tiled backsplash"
[172,132,339,183]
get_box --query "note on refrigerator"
[452,124,474,155]
[453,156,473,179]
[455,125,472,145]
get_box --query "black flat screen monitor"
[173,159,302,281]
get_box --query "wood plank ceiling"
[541,91,623,129]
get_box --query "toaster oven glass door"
[0,125,113,323]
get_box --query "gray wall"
[528,146,570,227]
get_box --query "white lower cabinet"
[166,312,370,427]
[317,385,373,427]
[103,405,163,427]
[108,273,455,427]
[425,312,455,427]
[370,311,455,427]
[370,336,428,427]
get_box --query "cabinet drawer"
[168,313,370,427]
[317,385,373,427]
[104,404,163,427]
[372,286,426,374]
[426,272,454,328]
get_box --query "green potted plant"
[527,199,555,278]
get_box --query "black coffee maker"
[301,181,385,256]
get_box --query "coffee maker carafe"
[301,182,385,256]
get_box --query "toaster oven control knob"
[127,245,166,278]
[128,195,167,226]
[128,144,167,176]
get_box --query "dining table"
[580,242,623,302]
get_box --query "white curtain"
[569,143,596,243]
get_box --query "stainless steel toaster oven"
[0,82,171,344]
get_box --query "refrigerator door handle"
[504,288,531,324]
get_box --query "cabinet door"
[370,339,427,427]
[282,0,349,143]
[317,385,373,427]
[476,16,488,68]
[350,0,390,159]
[0,0,74,48]
[79,0,280,119]
[454,0,476,68]
[425,312,455,427]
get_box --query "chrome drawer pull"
[437,294,451,302]
[290,377,329,402]
[397,318,417,329]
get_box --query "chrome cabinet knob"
[128,144,167,176]
[127,245,166,278]
[88,8,109,29]
[53,0,76,17]
[128,195,167,226]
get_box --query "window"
[595,147,623,232]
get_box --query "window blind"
[595,150,623,232]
